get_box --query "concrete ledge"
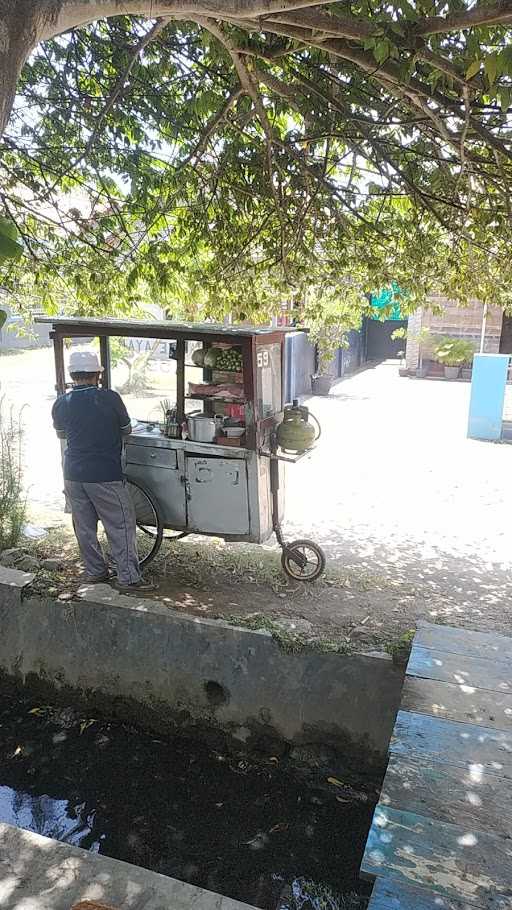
[0,821,254,910]
[0,571,403,768]
[0,564,35,589]
[0,565,35,611]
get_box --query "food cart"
[38,317,325,581]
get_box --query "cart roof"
[35,316,300,337]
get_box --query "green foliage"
[385,629,415,666]
[0,216,23,263]
[297,282,367,372]
[1,8,512,322]
[0,395,26,551]
[433,336,475,367]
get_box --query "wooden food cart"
[38,317,325,581]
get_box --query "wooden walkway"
[361,622,512,910]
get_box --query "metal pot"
[187,412,223,442]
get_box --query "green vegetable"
[214,347,243,371]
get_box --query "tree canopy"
[1,0,512,321]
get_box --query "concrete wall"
[0,569,403,771]
[0,821,254,910]
[405,298,503,372]
[0,304,51,351]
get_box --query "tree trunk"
[0,1,44,136]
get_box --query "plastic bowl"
[224,426,245,437]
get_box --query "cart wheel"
[162,530,189,542]
[281,539,326,582]
[72,480,163,570]
[136,523,187,542]
[124,479,163,568]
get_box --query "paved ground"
[3,348,512,649]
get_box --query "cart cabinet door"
[125,447,187,530]
[186,457,249,535]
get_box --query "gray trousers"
[65,480,141,585]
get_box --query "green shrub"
[433,336,475,367]
[0,394,26,551]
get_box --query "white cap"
[68,349,103,374]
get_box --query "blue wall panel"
[467,353,509,441]
[284,331,315,401]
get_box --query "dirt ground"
[4,348,512,653]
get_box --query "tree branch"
[413,0,512,36]
[84,18,167,156]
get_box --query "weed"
[385,629,415,666]
[0,394,26,550]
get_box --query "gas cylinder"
[276,400,321,453]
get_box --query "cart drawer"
[125,445,178,470]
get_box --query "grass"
[226,613,357,655]
[384,629,415,665]
[22,525,394,655]
[0,395,27,551]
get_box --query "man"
[52,349,154,592]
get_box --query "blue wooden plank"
[362,806,512,908]
[380,754,512,837]
[415,624,512,663]
[401,676,512,731]
[390,711,512,779]
[368,878,487,910]
[408,646,512,694]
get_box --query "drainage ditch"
[0,678,376,910]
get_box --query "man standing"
[52,349,154,592]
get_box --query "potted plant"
[392,325,431,377]
[433,336,475,380]
[390,327,408,376]
[415,327,432,378]
[296,283,363,396]
[311,328,338,395]
[461,356,474,381]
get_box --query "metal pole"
[480,302,488,353]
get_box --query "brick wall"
[405,298,503,372]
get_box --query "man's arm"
[51,398,67,439]
[111,390,132,436]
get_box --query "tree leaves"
[465,59,481,80]
[484,52,498,85]
[1,9,512,323]
[0,216,23,262]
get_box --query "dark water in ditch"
[0,684,374,909]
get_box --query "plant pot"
[416,364,429,378]
[461,367,472,381]
[444,365,460,380]
[311,374,333,396]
